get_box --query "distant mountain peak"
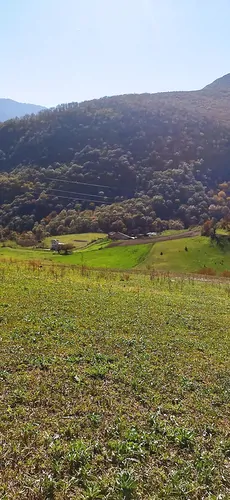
[203,73,230,91]
[0,98,45,122]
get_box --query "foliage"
[201,219,215,237]
[2,90,230,234]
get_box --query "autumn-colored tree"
[201,219,215,237]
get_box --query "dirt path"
[108,230,201,247]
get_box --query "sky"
[1,0,230,107]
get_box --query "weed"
[87,364,108,379]
[173,427,195,449]
[115,469,137,499]
[66,440,92,472]
[84,482,104,499]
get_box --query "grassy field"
[140,236,230,274]
[52,244,152,269]
[43,233,106,249]
[1,233,230,275]
[0,234,106,251]
[0,260,230,499]
[0,243,152,270]
[160,229,195,236]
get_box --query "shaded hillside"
[0,98,45,122]
[2,88,230,173]
[2,77,230,235]
[204,73,230,91]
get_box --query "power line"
[45,177,115,190]
[28,188,112,205]
[48,188,112,200]
[44,193,111,205]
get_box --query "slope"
[204,72,230,91]
[0,98,45,122]
[2,75,230,236]
[1,261,230,498]
[139,235,230,274]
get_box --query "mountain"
[203,73,230,91]
[1,75,230,237]
[0,98,45,122]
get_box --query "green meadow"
[1,233,230,275]
[141,236,230,274]
[0,260,230,498]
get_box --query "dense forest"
[2,75,230,238]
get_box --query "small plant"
[40,474,56,499]
[110,438,146,464]
[221,438,230,457]
[173,427,195,449]
[115,469,137,499]
[87,364,108,379]
[149,411,165,435]
[181,376,196,392]
[66,440,92,472]
[84,482,104,499]
[195,452,215,485]
[88,412,102,427]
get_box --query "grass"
[141,236,230,274]
[43,233,106,249]
[0,234,106,253]
[53,244,152,268]
[1,233,230,275]
[0,246,53,261]
[161,227,201,237]
[0,261,230,498]
[0,242,152,270]
[161,229,190,236]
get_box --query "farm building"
[146,232,157,237]
[108,232,134,241]
[50,239,64,251]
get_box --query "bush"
[16,237,37,247]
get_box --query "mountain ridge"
[203,73,230,91]
[0,98,45,122]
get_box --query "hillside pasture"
[141,236,230,274]
[0,261,229,498]
[0,241,152,270]
[43,233,106,249]
[1,233,230,275]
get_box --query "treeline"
[2,180,230,242]
[1,90,230,236]
[1,161,230,236]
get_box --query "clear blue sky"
[1,0,230,107]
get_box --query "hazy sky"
[1,0,230,107]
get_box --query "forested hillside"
[2,76,230,237]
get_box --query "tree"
[201,219,215,237]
